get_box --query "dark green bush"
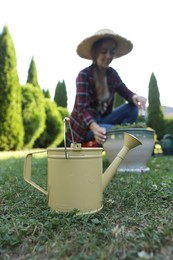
[164,118,173,135]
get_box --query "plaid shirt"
[67,64,135,143]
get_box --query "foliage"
[34,99,64,148]
[110,121,147,130]
[147,73,164,140]
[163,118,173,136]
[57,106,69,120]
[21,83,46,148]
[0,152,173,259]
[113,93,125,108]
[43,88,51,98]
[54,80,68,108]
[26,57,40,88]
[0,26,24,151]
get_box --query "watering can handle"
[64,117,75,159]
[63,117,82,158]
[23,150,48,195]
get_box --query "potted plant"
[103,122,155,173]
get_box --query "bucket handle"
[23,150,48,195]
[163,134,173,141]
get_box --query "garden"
[0,150,173,259]
[1,21,173,260]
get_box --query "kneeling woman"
[68,29,146,145]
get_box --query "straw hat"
[76,29,133,59]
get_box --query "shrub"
[34,99,64,148]
[22,83,46,148]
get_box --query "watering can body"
[24,145,104,214]
[24,117,142,214]
[47,146,104,213]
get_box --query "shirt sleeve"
[75,70,95,127]
[109,69,136,102]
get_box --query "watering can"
[24,117,142,214]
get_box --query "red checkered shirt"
[67,64,135,144]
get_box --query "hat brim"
[76,33,133,59]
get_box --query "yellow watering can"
[24,117,142,214]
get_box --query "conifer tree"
[27,57,40,88]
[54,80,68,108]
[0,26,24,150]
[43,89,51,98]
[147,73,164,139]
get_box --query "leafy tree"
[0,26,24,150]
[21,83,46,148]
[34,99,64,148]
[27,57,40,88]
[147,73,164,139]
[54,80,68,108]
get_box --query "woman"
[68,29,146,145]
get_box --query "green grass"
[0,151,173,259]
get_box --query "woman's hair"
[91,37,117,61]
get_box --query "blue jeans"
[85,103,138,141]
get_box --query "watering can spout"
[102,133,142,190]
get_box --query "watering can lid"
[47,147,103,151]
[47,142,103,151]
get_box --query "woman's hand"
[132,94,147,111]
[89,122,106,144]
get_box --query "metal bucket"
[103,128,154,172]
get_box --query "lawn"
[0,150,173,259]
